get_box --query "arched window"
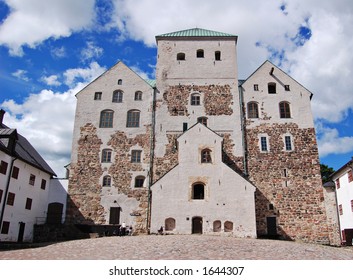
[134,176,145,188]
[177,53,185,60]
[134,91,142,101]
[196,49,204,58]
[103,175,111,187]
[247,102,259,118]
[213,220,221,232]
[191,93,200,105]
[279,101,291,118]
[224,221,233,232]
[215,51,221,61]
[99,110,114,128]
[197,117,208,126]
[165,218,176,231]
[102,149,112,162]
[268,82,276,94]
[192,183,205,200]
[112,90,123,103]
[118,79,122,85]
[201,149,212,163]
[127,110,140,127]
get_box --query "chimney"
[0,109,4,126]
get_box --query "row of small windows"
[247,101,291,119]
[101,149,142,163]
[0,189,34,213]
[94,90,143,101]
[335,170,353,189]
[253,83,290,93]
[260,135,294,152]
[177,50,221,61]
[163,218,233,232]
[0,161,47,189]
[100,109,140,128]
[102,175,145,188]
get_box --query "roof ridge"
[156,27,237,38]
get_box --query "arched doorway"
[192,216,203,234]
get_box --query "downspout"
[146,86,157,234]
[0,156,17,233]
[238,85,248,176]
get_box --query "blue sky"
[1,0,353,177]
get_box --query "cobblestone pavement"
[0,235,353,260]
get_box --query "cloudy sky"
[0,0,352,177]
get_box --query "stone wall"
[163,85,233,116]
[67,123,104,225]
[246,123,331,243]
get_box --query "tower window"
[201,149,212,163]
[196,49,204,58]
[191,93,201,105]
[103,175,111,187]
[177,53,185,60]
[192,183,205,200]
[279,102,291,118]
[215,51,221,61]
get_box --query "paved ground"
[0,235,353,260]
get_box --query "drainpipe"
[0,156,17,233]
[238,85,248,176]
[146,86,157,234]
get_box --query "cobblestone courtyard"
[0,235,353,260]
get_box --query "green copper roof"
[156,28,236,38]
[145,79,156,87]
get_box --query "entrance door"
[192,217,203,234]
[17,222,25,242]
[266,217,277,237]
[109,207,121,224]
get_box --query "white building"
[0,109,57,242]
[330,158,353,245]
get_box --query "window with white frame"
[284,135,293,151]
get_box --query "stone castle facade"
[67,28,339,244]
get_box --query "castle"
[67,28,339,244]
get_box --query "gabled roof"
[240,60,314,99]
[156,28,237,41]
[177,121,223,142]
[0,125,56,177]
[329,157,353,180]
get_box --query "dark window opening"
[279,102,291,118]
[94,92,102,100]
[7,192,15,206]
[197,117,208,126]
[215,51,221,61]
[29,174,36,186]
[201,149,212,163]
[1,221,10,234]
[183,122,188,132]
[268,83,276,94]
[247,102,259,118]
[197,49,204,58]
[118,79,122,85]
[41,179,47,190]
[0,160,8,175]
[284,85,290,91]
[254,84,259,91]
[0,189,3,204]
[177,53,185,60]
[165,218,176,231]
[135,176,145,188]
[11,166,19,179]
[192,183,205,200]
[261,137,268,152]
[25,198,33,210]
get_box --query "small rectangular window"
[351,200,353,212]
[268,83,276,94]
[284,85,290,91]
[7,192,15,206]
[0,160,8,175]
[285,136,292,151]
[0,189,3,204]
[254,84,259,91]
[94,92,102,100]
[102,149,112,163]
[339,204,343,215]
[348,170,353,183]
[11,166,19,179]
[131,150,142,163]
[336,178,340,189]
[215,51,221,61]
[183,123,188,132]
[29,174,36,186]
[41,179,47,190]
[25,198,33,210]
[1,221,10,234]
[260,137,268,152]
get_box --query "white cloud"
[0,0,96,56]
[63,61,106,87]
[1,62,107,177]
[51,46,67,59]
[40,75,61,87]
[316,123,353,157]
[12,69,30,81]
[80,41,104,62]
